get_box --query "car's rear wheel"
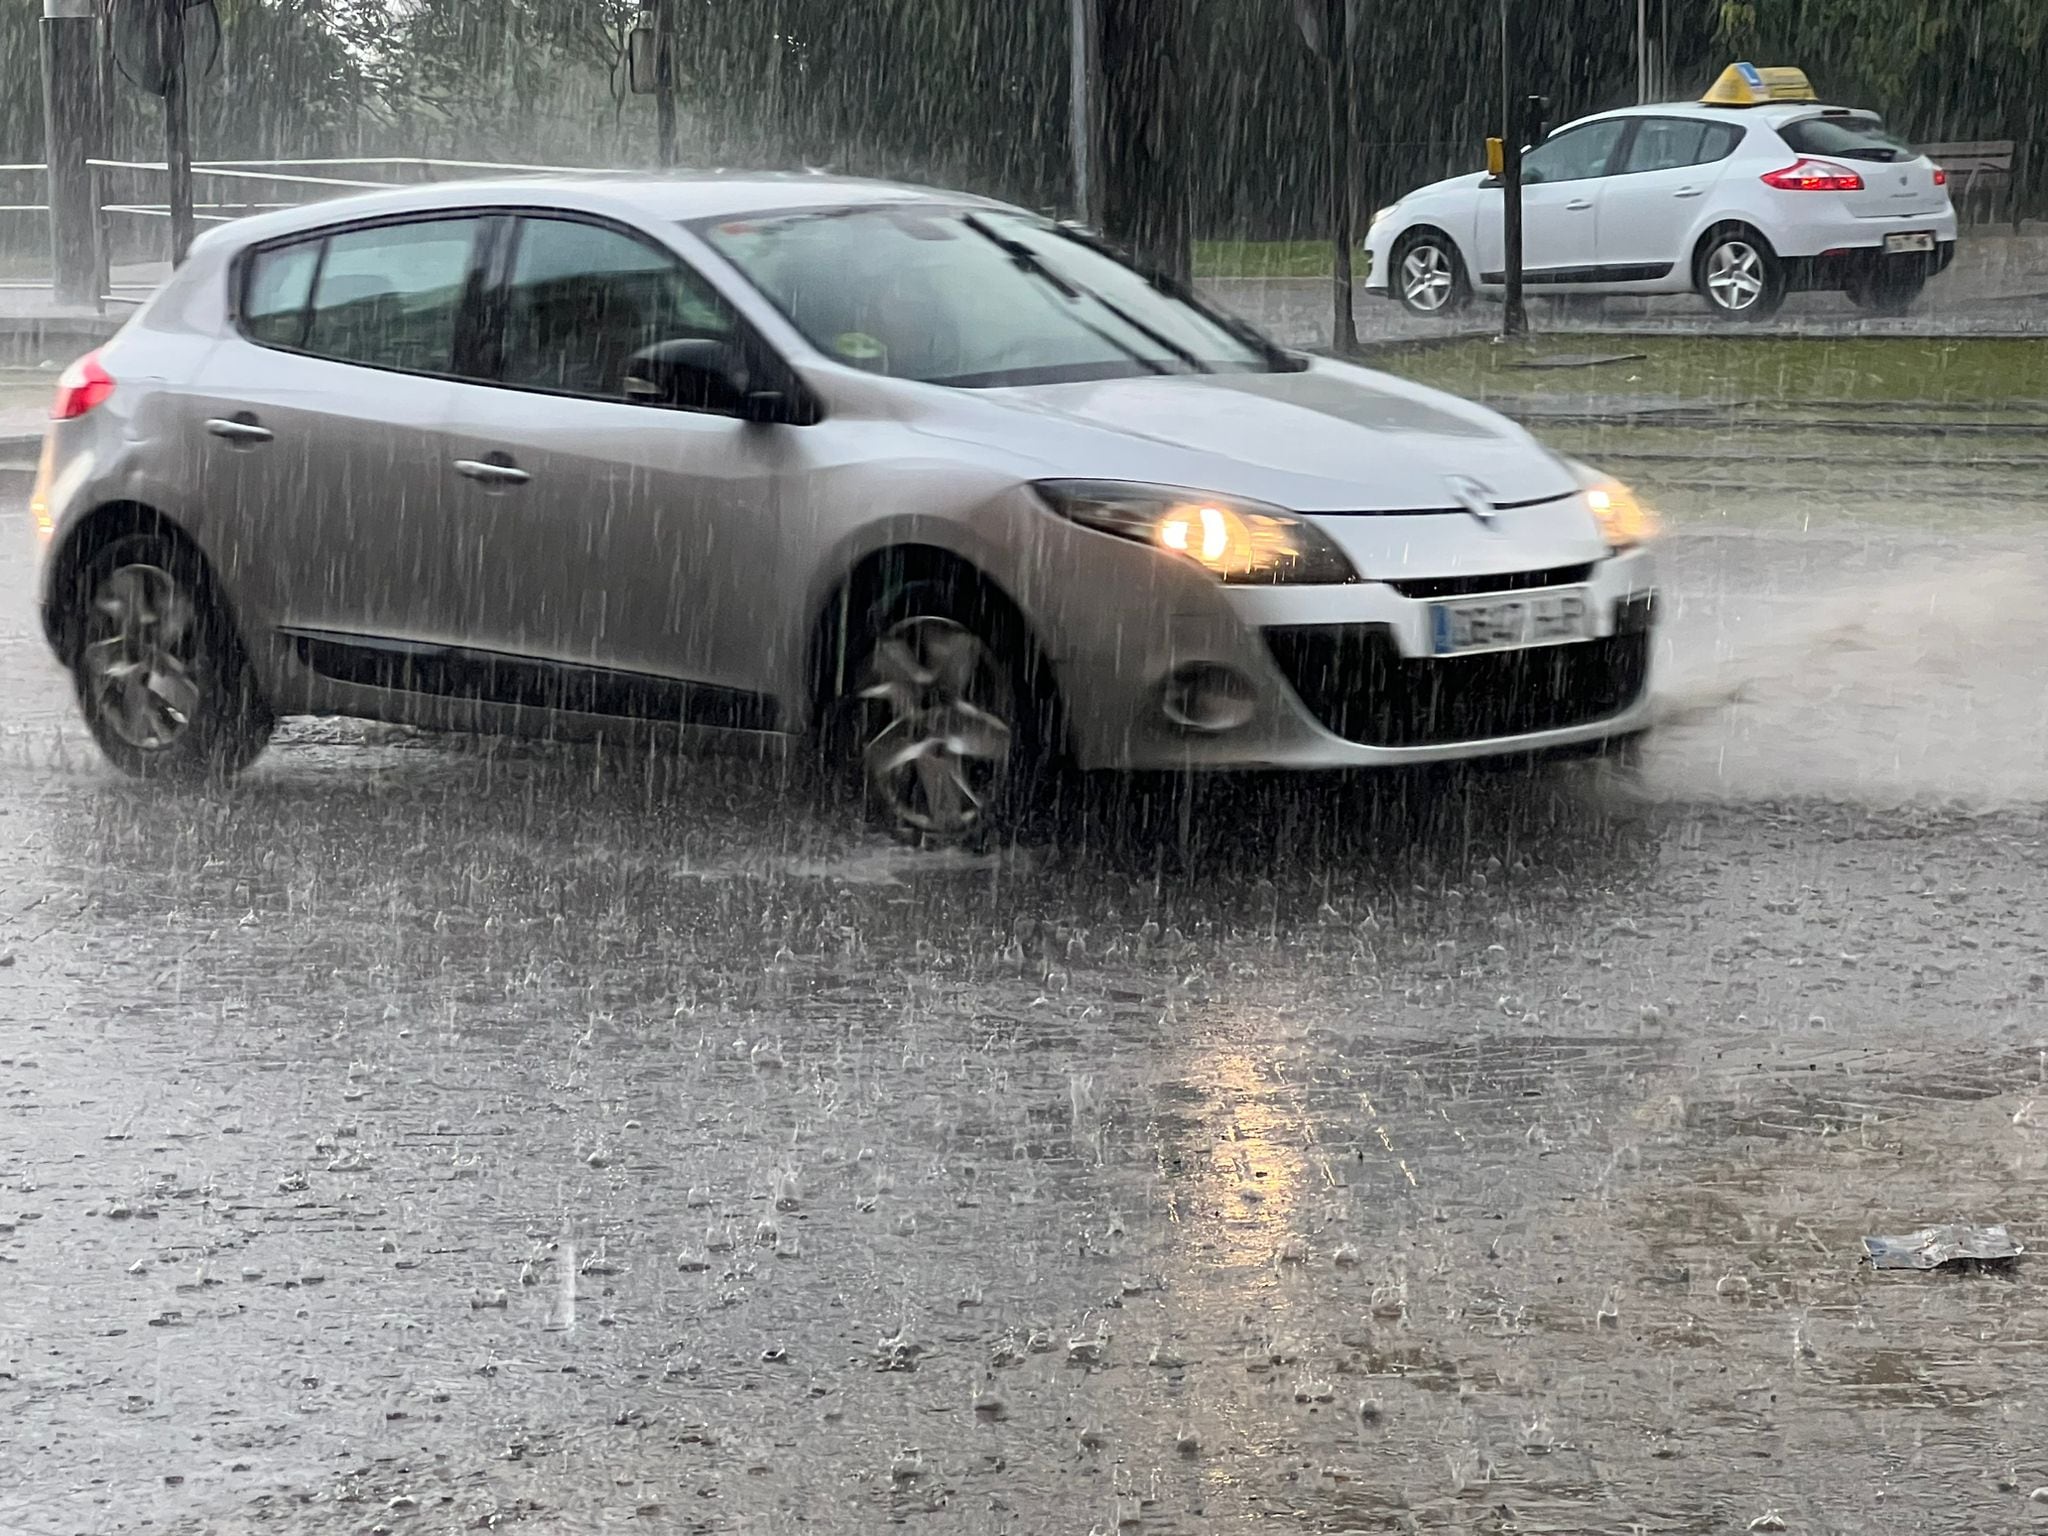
[1392,232,1471,317]
[1696,229,1785,320]
[69,532,273,782]
[1844,262,1926,315]
[825,578,1051,846]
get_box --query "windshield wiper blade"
[1052,223,1306,374]
[960,212,1209,375]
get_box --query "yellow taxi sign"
[1701,62,1817,106]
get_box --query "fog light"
[1161,663,1257,733]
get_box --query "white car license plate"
[1430,589,1593,657]
[1884,231,1935,254]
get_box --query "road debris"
[1861,1223,2022,1270]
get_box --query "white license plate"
[1430,589,1593,656]
[1884,231,1935,254]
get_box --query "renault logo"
[1447,476,1498,526]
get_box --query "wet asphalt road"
[5,462,2048,1536]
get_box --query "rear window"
[1779,113,1911,162]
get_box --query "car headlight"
[1368,204,1397,230]
[1562,459,1660,550]
[1035,480,1357,585]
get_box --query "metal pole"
[652,0,677,167]
[1068,0,1095,223]
[1636,0,1647,104]
[162,0,195,264]
[1500,6,1525,338]
[1326,0,1356,353]
[41,0,102,307]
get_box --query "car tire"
[1695,228,1785,321]
[823,576,1054,847]
[68,531,273,783]
[1844,263,1925,316]
[1391,232,1471,317]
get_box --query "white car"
[1364,91,1957,320]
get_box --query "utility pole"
[40,0,103,306]
[160,0,194,264]
[1325,0,1357,353]
[1498,0,1525,338]
[1068,0,1096,224]
[652,0,677,167]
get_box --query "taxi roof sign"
[1701,62,1817,107]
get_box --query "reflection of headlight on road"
[1035,480,1358,584]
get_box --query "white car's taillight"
[1760,158,1865,192]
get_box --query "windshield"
[696,205,1274,388]
[1779,112,1911,162]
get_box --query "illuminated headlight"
[1562,459,1660,550]
[1035,480,1357,585]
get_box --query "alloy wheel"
[80,563,206,752]
[1705,240,1765,312]
[858,616,1016,839]
[1399,244,1455,312]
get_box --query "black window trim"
[480,208,818,424]
[1609,115,1748,178]
[232,207,504,383]
[230,204,819,425]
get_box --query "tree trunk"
[1095,0,1191,285]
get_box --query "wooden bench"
[1920,139,2018,227]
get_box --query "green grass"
[1367,335,2048,408]
[1193,239,1337,279]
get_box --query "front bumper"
[1054,546,1658,771]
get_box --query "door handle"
[454,456,530,487]
[205,415,272,444]
[1675,186,1705,198]
[1566,198,1593,211]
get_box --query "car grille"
[1263,615,1651,749]
[1383,563,1593,600]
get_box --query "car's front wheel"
[1392,232,1471,317]
[1696,228,1785,320]
[69,532,273,782]
[827,578,1051,846]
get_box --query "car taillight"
[51,350,114,420]
[1761,158,1865,193]
[1933,166,1948,186]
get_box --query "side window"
[1621,118,1710,175]
[499,218,738,409]
[1523,120,1628,184]
[302,218,481,373]
[242,239,320,347]
[1696,123,1744,165]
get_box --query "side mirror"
[625,337,790,422]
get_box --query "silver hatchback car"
[31,175,1659,839]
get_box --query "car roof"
[1558,99,1877,133]
[191,172,1013,252]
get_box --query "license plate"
[1430,589,1593,657]
[1884,231,1935,254]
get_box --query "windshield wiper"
[1052,223,1307,374]
[960,212,1209,375]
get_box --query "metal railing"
[1,156,617,309]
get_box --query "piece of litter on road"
[1861,1223,2022,1270]
[1504,352,1648,370]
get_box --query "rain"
[5,1,2048,1531]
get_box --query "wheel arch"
[803,541,1065,749]
[43,500,228,664]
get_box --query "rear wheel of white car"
[825,577,1052,847]
[1695,228,1785,320]
[1844,262,1925,315]
[1392,232,1470,316]
[69,532,273,782]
